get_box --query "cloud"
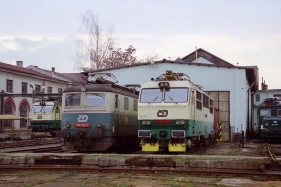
[0,35,65,52]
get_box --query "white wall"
[91,62,250,133]
[0,70,70,130]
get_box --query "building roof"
[60,73,88,84]
[181,48,236,68]
[27,65,87,84]
[0,62,62,81]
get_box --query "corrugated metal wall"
[206,91,230,141]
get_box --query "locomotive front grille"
[171,130,185,138]
[138,130,151,138]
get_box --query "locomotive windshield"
[139,88,163,103]
[30,105,54,113]
[164,88,188,103]
[84,93,106,107]
[260,109,271,116]
[31,106,42,112]
[41,105,54,113]
[65,93,81,107]
[140,87,189,103]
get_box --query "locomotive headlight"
[96,123,102,128]
[158,82,169,88]
[176,120,180,124]
[142,120,151,125]
[180,120,185,124]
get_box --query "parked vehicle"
[138,70,218,152]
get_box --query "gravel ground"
[0,171,281,187]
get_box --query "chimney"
[261,77,268,90]
[52,67,55,72]
[16,61,23,67]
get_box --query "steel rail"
[0,166,281,179]
[266,142,276,162]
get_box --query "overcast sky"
[0,0,281,89]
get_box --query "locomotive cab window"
[31,105,42,112]
[164,88,188,103]
[65,93,81,107]
[42,105,54,113]
[139,88,163,103]
[84,93,106,107]
[260,109,271,116]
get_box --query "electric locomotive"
[58,73,139,152]
[258,98,281,140]
[138,70,218,152]
[29,100,62,136]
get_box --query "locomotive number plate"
[74,123,91,128]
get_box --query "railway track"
[266,142,281,162]
[0,166,281,180]
[0,138,64,153]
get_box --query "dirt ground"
[0,171,281,187]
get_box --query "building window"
[58,88,63,93]
[4,102,13,128]
[210,99,214,114]
[196,91,202,110]
[256,94,260,102]
[6,79,13,92]
[47,87,52,94]
[19,103,28,128]
[22,82,27,94]
[124,97,129,110]
[134,99,138,111]
[35,84,41,93]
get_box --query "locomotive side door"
[114,94,120,134]
[191,89,195,120]
[55,106,60,120]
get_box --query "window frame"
[47,87,52,94]
[124,97,129,110]
[256,94,260,102]
[22,82,27,94]
[35,84,41,93]
[6,79,13,92]
[209,99,214,114]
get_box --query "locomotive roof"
[63,83,139,98]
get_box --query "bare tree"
[138,52,159,64]
[75,10,116,71]
[75,10,159,71]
